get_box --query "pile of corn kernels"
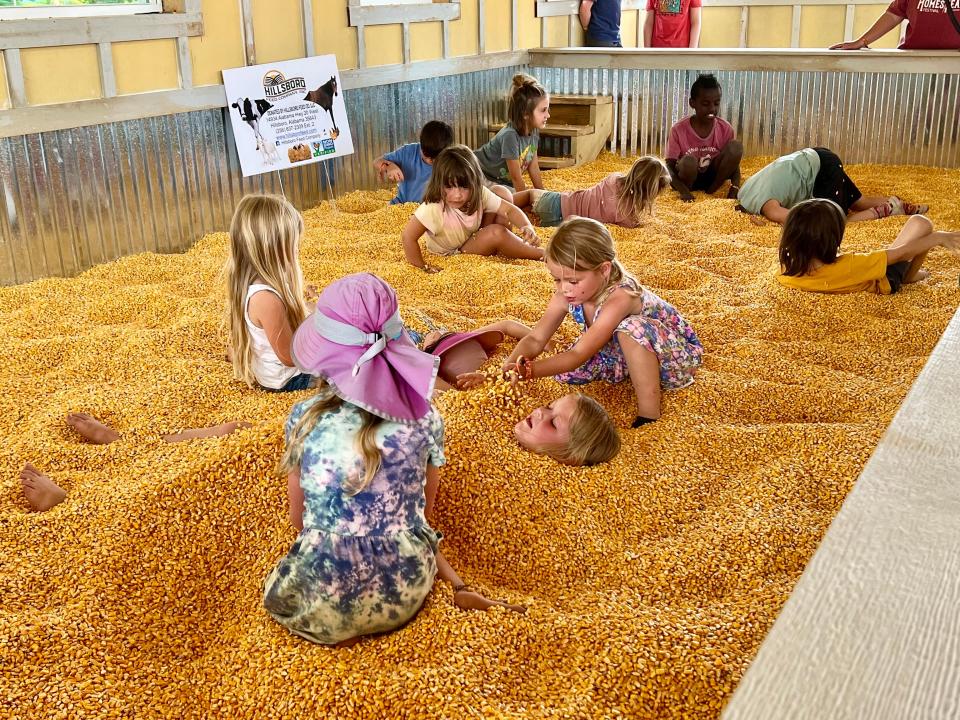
[1,154,958,718]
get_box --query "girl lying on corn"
[511,155,671,228]
[777,199,960,294]
[262,273,525,647]
[467,217,703,430]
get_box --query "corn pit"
[1,154,958,718]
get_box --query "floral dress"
[262,397,444,645]
[554,278,703,389]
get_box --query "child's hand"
[520,224,540,245]
[304,284,319,302]
[385,166,404,182]
[419,263,441,274]
[454,371,489,390]
[453,586,526,614]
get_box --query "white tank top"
[244,283,300,389]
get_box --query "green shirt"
[738,148,821,214]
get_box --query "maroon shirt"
[887,0,960,49]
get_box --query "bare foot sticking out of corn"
[66,412,120,445]
[19,463,67,512]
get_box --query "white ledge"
[723,304,960,719]
[529,47,960,74]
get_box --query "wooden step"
[537,156,577,170]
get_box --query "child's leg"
[20,463,67,512]
[618,332,662,422]
[481,211,511,228]
[512,189,534,210]
[66,412,121,445]
[162,421,253,443]
[706,140,743,194]
[489,184,513,204]
[889,215,936,283]
[673,156,699,198]
[460,225,544,261]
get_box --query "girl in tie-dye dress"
[263,273,524,646]
[502,218,703,429]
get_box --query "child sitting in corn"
[262,273,525,646]
[399,145,543,273]
[776,198,960,294]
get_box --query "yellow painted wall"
[21,45,101,105]
[450,0,480,56]
[252,0,304,63]
[799,6,844,47]
[365,24,403,67]
[543,16,568,48]
[746,6,792,47]
[856,4,899,47]
[517,0,541,48]
[312,0,358,69]
[2,1,918,111]
[621,9,640,47]
[701,7,741,47]
[113,38,179,95]
[410,21,443,62]
[190,0,245,85]
[486,0,512,52]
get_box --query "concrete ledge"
[722,304,960,720]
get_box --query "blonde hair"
[279,381,384,495]
[616,156,671,223]
[224,194,310,387]
[536,395,621,466]
[545,217,642,300]
[508,73,548,134]
[422,144,484,216]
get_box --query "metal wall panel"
[532,65,960,168]
[0,66,521,285]
[3,63,957,284]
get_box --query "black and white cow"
[303,77,340,137]
[231,97,273,145]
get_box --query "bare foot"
[454,588,527,614]
[905,268,930,284]
[162,421,253,443]
[20,463,67,512]
[66,413,120,445]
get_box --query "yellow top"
[777,250,892,295]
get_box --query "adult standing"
[830,0,960,50]
[579,0,623,48]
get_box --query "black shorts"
[811,147,863,213]
[886,260,910,294]
[690,163,718,191]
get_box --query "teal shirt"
[737,148,822,214]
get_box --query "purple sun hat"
[291,273,439,422]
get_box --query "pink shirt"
[559,175,640,228]
[645,0,702,47]
[665,116,735,171]
[887,0,960,49]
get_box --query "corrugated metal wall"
[2,64,958,284]
[533,66,960,168]
[0,66,522,285]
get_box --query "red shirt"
[887,0,960,49]
[646,0,702,48]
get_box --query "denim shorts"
[263,372,314,393]
[532,191,564,227]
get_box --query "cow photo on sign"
[222,55,354,177]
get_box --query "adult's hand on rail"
[829,39,868,50]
